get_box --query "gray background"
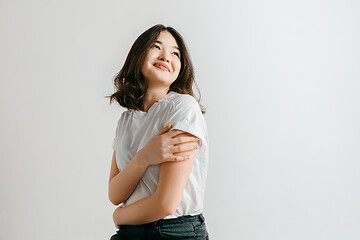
[1,0,359,239]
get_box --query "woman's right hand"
[136,122,201,167]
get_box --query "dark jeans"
[110,213,209,240]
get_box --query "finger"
[173,132,195,138]
[174,141,199,150]
[173,154,195,161]
[173,151,199,161]
[167,129,194,138]
[156,122,172,136]
[171,130,198,140]
[172,136,200,145]
[178,149,199,157]
[173,144,200,153]
[174,150,199,160]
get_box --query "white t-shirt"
[112,91,209,219]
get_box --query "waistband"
[122,213,206,229]
[152,213,205,226]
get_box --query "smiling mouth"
[156,65,169,71]
[154,63,170,72]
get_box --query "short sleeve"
[167,106,207,149]
[112,117,122,150]
[112,125,118,150]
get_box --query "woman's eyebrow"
[155,40,180,51]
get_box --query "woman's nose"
[159,52,170,62]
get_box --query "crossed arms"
[108,130,198,226]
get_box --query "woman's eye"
[154,45,160,50]
[173,52,180,57]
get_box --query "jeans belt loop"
[199,214,205,223]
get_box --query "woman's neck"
[142,88,170,112]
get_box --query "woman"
[107,24,210,240]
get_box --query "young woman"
[107,24,210,240]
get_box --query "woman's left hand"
[113,205,124,229]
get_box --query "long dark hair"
[106,24,206,114]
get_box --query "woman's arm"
[108,150,148,206]
[109,126,199,206]
[112,130,197,226]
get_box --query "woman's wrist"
[133,150,150,169]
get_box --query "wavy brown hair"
[106,24,206,114]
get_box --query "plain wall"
[1,0,359,239]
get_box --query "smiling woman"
[106,24,210,240]
[140,31,182,103]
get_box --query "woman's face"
[141,31,181,87]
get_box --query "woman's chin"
[146,76,175,85]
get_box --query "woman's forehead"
[156,31,179,49]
